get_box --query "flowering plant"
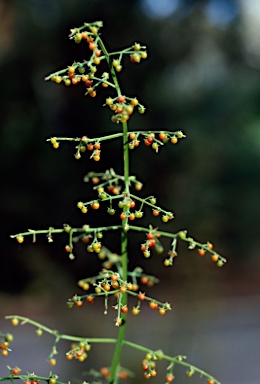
[1,21,225,384]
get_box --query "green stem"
[108,124,129,383]
[123,341,220,383]
[98,33,130,384]
[47,132,124,143]
[122,122,130,195]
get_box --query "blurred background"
[1,0,260,383]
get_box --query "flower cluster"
[0,332,13,357]
[128,130,185,152]
[106,95,145,123]
[66,268,170,324]
[47,21,147,109]
[75,169,175,229]
[65,340,91,362]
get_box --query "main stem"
[99,37,130,384]
[108,130,129,384]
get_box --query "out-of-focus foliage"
[1,0,260,295]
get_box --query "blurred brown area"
[1,1,260,383]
